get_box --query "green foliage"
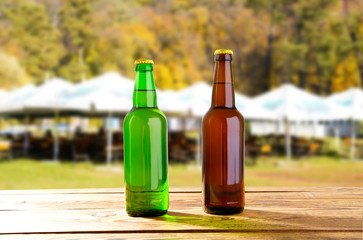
[0,0,362,94]
[0,0,63,84]
[0,51,28,88]
[58,0,94,82]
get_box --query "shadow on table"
[146,208,361,238]
[150,209,272,231]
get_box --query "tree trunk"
[350,32,363,87]
[45,71,50,82]
[78,47,85,81]
[343,0,363,86]
[265,24,275,91]
[296,19,306,89]
[358,62,363,87]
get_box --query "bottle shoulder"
[203,107,244,121]
[124,107,167,122]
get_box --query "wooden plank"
[0,187,199,195]
[1,208,360,233]
[1,189,362,211]
[0,187,362,236]
[0,231,361,240]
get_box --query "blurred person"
[74,126,83,138]
[23,131,31,156]
[44,129,53,141]
[97,126,105,139]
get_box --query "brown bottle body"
[202,53,245,215]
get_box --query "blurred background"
[0,0,362,189]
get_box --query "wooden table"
[0,187,362,239]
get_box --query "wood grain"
[0,187,362,239]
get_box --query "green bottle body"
[124,62,168,217]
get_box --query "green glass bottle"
[123,59,168,217]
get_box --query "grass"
[0,156,362,190]
[246,156,363,187]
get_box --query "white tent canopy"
[327,88,363,159]
[177,82,211,117]
[4,73,363,162]
[0,89,8,100]
[0,84,37,114]
[71,72,134,101]
[254,83,344,121]
[66,88,132,114]
[177,82,273,119]
[66,73,133,114]
[65,72,134,164]
[0,79,75,161]
[0,74,273,119]
[235,94,275,120]
[67,72,187,116]
[327,88,363,120]
[24,78,74,111]
[0,79,75,115]
[253,83,346,160]
[157,90,189,115]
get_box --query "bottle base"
[125,187,169,217]
[127,209,167,217]
[204,206,244,215]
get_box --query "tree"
[245,0,296,91]
[342,0,363,87]
[58,0,94,82]
[266,0,339,93]
[0,0,63,83]
[0,51,28,89]
[0,0,361,96]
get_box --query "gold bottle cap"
[134,59,154,65]
[214,49,233,55]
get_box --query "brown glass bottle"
[202,49,245,215]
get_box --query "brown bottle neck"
[211,54,235,108]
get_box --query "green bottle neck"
[133,64,157,108]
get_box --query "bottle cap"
[134,59,154,65]
[214,49,233,55]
